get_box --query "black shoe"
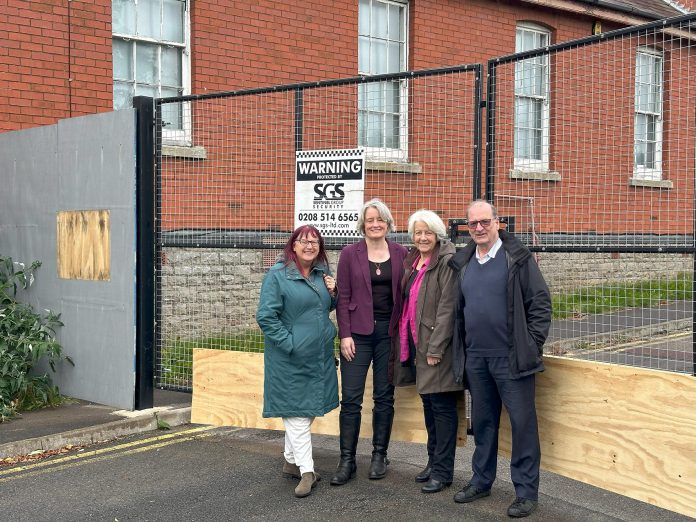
[415,462,432,483]
[507,497,537,518]
[420,478,452,493]
[453,483,491,503]
[368,455,389,480]
[330,460,356,486]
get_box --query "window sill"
[629,177,673,189]
[509,169,561,181]
[366,160,422,174]
[162,144,208,160]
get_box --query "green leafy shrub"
[0,256,73,422]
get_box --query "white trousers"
[283,416,315,474]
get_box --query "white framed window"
[514,23,550,172]
[112,0,191,144]
[358,0,408,161]
[634,47,663,180]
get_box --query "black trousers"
[421,391,459,483]
[466,355,540,500]
[339,319,395,423]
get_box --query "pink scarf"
[399,255,430,363]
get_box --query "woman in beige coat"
[391,209,463,494]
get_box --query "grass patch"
[159,332,339,388]
[159,332,264,388]
[552,272,691,319]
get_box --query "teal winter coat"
[256,260,339,418]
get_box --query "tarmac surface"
[1,389,693,521]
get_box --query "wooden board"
[191,349,467,446]
[497,356,696,518]
[192,349,696,517]
[56,210,110,280]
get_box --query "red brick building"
[2,0,693,237]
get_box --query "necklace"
[372,260,382,276]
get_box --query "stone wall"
[160,247,693,341]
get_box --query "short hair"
[466,199,498,219]
[356,198,396,235]
[282,225,329,268]
[407,209,447,240]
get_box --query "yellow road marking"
[0,425,219,478]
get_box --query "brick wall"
[0,0,113,132]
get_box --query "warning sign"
[294,149,365,238]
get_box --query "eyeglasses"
[467,219,495,230]
[296,238,319,248]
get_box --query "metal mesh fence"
[153,15,696,391]
[487,15,696,374]
[155,65,482,389]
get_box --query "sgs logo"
[313,183,345,201]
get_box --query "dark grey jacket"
[448,230,552,384]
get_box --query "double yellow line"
[0,425,222,483]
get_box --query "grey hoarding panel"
[0,110,137,410]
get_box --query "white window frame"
[358,0,408,162]
[112,0,192,145]
[633,46,663,180]
[514,23,551,172]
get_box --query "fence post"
[133,96,155,409]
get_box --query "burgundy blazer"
[336,238,408,338]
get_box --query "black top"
[370,258,393,321]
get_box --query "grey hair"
[407,209,447,240]
[466,199,498,219]
[356,198,396,235]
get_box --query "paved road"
[1,425,691,522]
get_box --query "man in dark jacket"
[449,200,551,518]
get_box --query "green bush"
[0,256,73,422]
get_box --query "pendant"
[375,268,381,275]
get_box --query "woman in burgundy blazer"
[330,198,408,486]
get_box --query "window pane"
[387,41,400,73]
[358,0,370,35]
[113,39,133,81]
[516,98,530,128]
[370,39,387,74]
[136,43,158,84]
[163,0,184,42]
[161,46,181,87]
[365,82,383,112]
[384,81,399,113]
[366,112,382,147]
[358,110,367,144]
[358,36,370,73]
[516,128,530,159]
[533,128,542,159]
[113,82,134,110]
[372,1,387,39]
[137,0,160,39]
[358,84,367,110]
[385,114,399,148]
[388,4,401,41]
[635,113,647,141]
[113,0,136,34]
[532,99,542,130]
[635,141,646,167]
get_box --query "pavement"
[0,388,694,520]
[0,388,193,458]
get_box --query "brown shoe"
[283,460,301,479]
[295,472,318,498]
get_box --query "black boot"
[330,414,360,486]
[368,410,393,480]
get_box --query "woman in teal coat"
[256,225,339,498]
